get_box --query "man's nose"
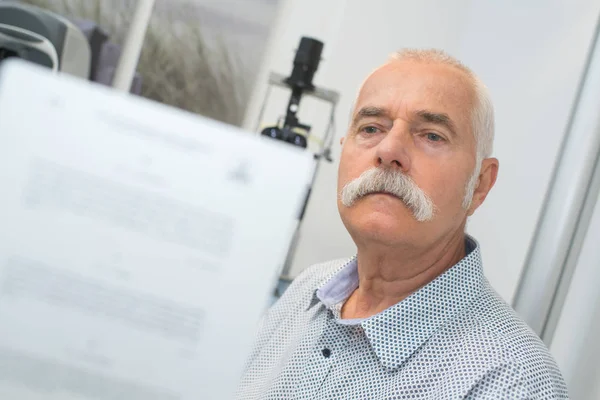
[375,125,411,172]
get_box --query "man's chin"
[348,219,416,247]
[341,201,419,240]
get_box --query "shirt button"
[322,348,331,358]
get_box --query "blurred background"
[2,0,600,398]
[14,0,280,126]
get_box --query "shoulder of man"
[241,258,350,370]
[460,285,569,398]
[274,257,351,313]
[254,257,351,336]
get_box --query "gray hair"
[388,49,495,209]
[340,167,435,222]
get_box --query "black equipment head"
[284,37,323,91]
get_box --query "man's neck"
[340,231,466,320]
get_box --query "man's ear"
[340,136,346,146]
[467,158,499,216]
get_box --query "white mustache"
[340,167,435,222]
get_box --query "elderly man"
[236,49,568,399]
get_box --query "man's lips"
[364,191,400,199]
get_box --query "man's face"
[338,60,479,248]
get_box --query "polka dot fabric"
[236,237,568,399]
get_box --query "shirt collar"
[314,236,485,370]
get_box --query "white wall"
[245,0,600,303]
[550,184,600,399]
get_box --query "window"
[16,0,279,126]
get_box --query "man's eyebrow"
[415,110,457,136]
[352,106,390,126]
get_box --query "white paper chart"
[0,60,313,400]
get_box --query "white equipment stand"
[254,71,340,298]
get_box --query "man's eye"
[361,126,380,135]
[426,132,444,142]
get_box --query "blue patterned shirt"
[236,237,568,399]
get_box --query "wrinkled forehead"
[353,61,476,134]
